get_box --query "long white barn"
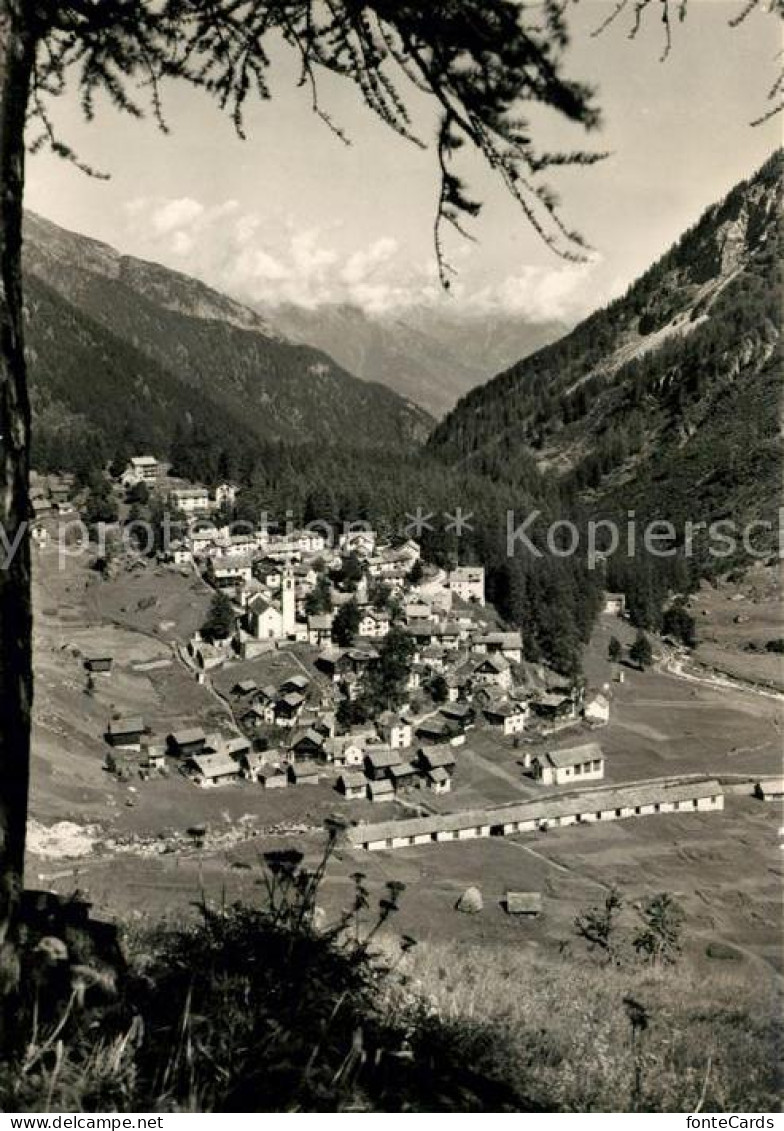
[347,777,724,852]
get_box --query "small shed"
[258,765,288,789]
[505,891,542,917]
[367,778,395,803]
[337,771,367,800]
[232,679,258,697]
[288,760,320,786]
[167,728,207,757]
[85,657,113,674]
[106,716,145,749]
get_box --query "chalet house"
[240,704,275,731]
[403,602,433,625]
[419,645,446,672]
[472,632,523,665]
[279,674,310,696]
[416,747,456,776]
[415,718,453,744]
[434,622,462,650]
[584,693,610,726]
[85,656,113,675]
[367,778,395,803]
[388,761,418,790]
[308,614,333,647]
[232,679,258,697]
[447,565,485,605]
[170,542,194,566]
[339,529,377,558]
[532,742,605,787]
[167,728,207,758]
[210,554,253,588]
[141,743,166,773]
[377,712,412,749]
[214,482,238,508]
[121,456,159,486]
[288,760,320,786]
[106,717,145,750]
[170,486,210,514]
[275,692,306,727]
[324,733,369,767]
[258,765,288,789]
[241,750,273,781]
[483,699,529,736]
[604,592,626,616]
[190,527,220,557]
[364,747,404,782]
[224,735,252,762]
[337,772,367,800]
[472,655,512,690]
[359,609,390,638]
[187,751,242,788]
[290,727,326,760]
[531,691,577,721]
[426,766,452,794]
[505,891,542,917]
[439,702,474,731]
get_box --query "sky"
[25,0,781,323]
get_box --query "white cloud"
[122,194,606,320]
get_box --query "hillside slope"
[23,213,432,462]
[429,152,782,555]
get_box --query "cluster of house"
[29,472,76,544]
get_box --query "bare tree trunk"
[0,0,34,935]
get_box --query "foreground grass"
[2,839,781,1112]
[394,941,782,1112]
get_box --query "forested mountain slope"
[429,152,782,565]
[22,213,432,467]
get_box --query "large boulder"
[456,886,483,914]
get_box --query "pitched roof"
[339,772,367,790]
[417,747,455,771]
[169,727,206,747]
[539,742,604,769]
[427,766,450,784]
[367,778,395,796]
[190,751,239,779]
[365,747,403,770]
[290,760,320,779]
[387,761,417,779]
[108,716,144,735]
[349,778,723,845]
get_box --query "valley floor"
[26,542,783,994]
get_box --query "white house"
[448,565,485,605]
[484,699,529,736]
[359,609,390,638]
[214,482,238,508]
[170,485,210,514]
[604,593,626,616]
[377,712,412,750]
[532,742,605,787]
[121,455,159,486]
[472,654,512,690]
[584,693,610,726]
[339,528,377,558]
